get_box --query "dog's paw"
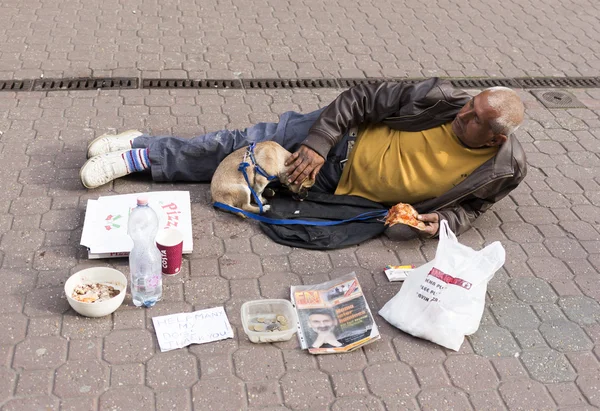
[262,205,271,212]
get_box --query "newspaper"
[290,272,380,354]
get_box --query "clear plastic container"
[241,299,298,343]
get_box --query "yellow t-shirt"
[334,122,498,205]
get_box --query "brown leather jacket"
[302,77,527,236]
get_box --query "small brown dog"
[211,141,315,216]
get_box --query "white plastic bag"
[379,220,505,351]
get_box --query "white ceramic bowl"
[64,267,127,318]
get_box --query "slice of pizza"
[385,203,427,230]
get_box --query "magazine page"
[290,273,380,355]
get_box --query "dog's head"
[283,176,315,200]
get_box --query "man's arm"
[286,79,440,183]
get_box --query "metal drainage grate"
[516,77,600,88]
[32,78,138,91]
[450,78,520,89]
[531,90,586,109]
[242,78,338,89]
[142,79,242,89]
[0,80,33,92]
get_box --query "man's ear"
[487,134,507,147]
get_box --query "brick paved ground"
[0,86,598,410]
[0,0,600,410]
[0,0,600,80]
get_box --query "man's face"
[308,314,335,333]
[451,92,501,148]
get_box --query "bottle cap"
[137,195,149,206]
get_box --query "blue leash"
[213,201,388,226]
[238,142,278,213]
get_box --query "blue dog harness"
[237,142,278,213]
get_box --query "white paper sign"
[152,307,234,352]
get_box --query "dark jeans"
[133,108,349,193]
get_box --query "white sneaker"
[87,130,143,158]
[80,150,133,189]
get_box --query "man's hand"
[417,213,440,237]
[284,145,325,185]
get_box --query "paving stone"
[280,370,334,409]
[103,329,154,364]
[156,388,192,411]
[0,367,16,402]
[490,302,540,329]
[417,387,472,411]
[14,369,51,397]
[547,382,588,407]
[146,351,198,389]
[510,277,557,303]
[331,396,385,411]
[527,257,573,281]
[490,357,528,381]
[99,385,155,411]
[1,229,45,252]
[54,359,109,397]
[469,326,520,357]
[574,275,600,300]
[412,364,450,387]
[288,249,332,275]
[258,271,301,299]
[330,371,368,397]
[33,246,78,270]
[59,398,97,411]
[364,362,419,408]
[514,327,548,349]
[539,320,593,352]
[192,376,246,410]
[444,355,498,392]
[532,304,567,322]
[392,333,447,366]
[251,234,292,256]
[13,336,68,370]
[544,237,588,259]
[566,351,600,375]
[281,349,318,372]
[61,313,113,339]
[110,363,145,386]
[576,373,600,407]
[0,313,27,345]
[67,338,102,360]
[198,354,234,379]
[501,222,543,242]
[499,380,556,410]
[316,350,367,373]
[219,253,262,279]
[233,345,284,381]
[521,349,576,383]
[559,296,600,325]
[247,381,283,408]
[184,273,230,305]
[2,396,59,411]
[113,309,146,330]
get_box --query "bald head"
[482,87,525,137]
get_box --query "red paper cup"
[155,228,183,275]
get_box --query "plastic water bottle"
[128,195,162,307]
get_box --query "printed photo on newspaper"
[290,272,380,354]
